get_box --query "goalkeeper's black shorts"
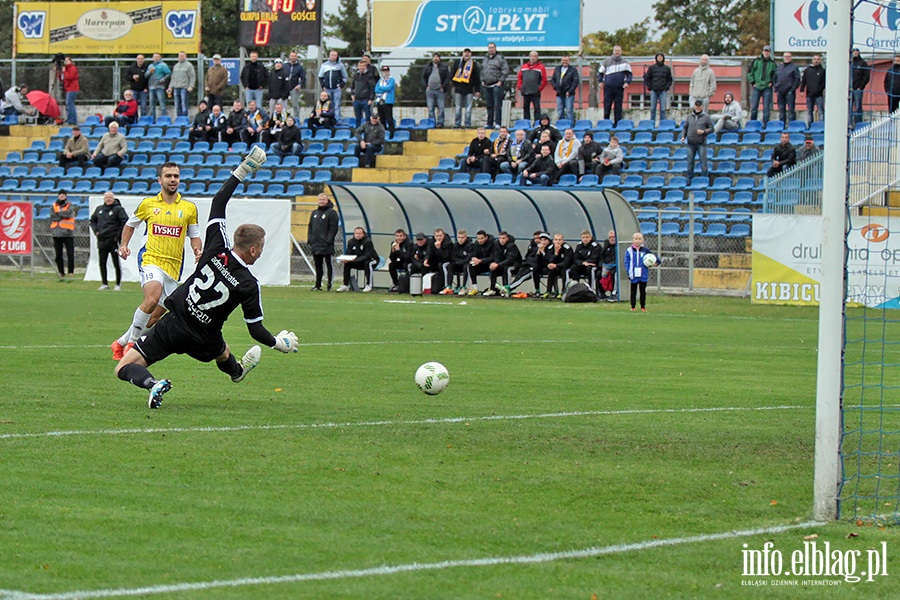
[134,312,226,366]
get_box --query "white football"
[415,362,450,395]
[643,253,658,267]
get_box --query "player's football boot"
[148,379,172,409]
[232,345,262,383]
[111,340,125,361]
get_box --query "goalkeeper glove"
[273,330,299,353]
[232,145,267,181]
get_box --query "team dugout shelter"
[327,184,640,299]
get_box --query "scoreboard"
[239,0,321,47]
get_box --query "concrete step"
[403,141,465,157]
[426,129,481,144]
[10,125,57,138]
[352,167,420,183]
[376,154,442,170]
[861,206,900,217]
[693,268,750,290]
[0,139,33,153]
[718,253,752,269]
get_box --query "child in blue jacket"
[624,232,657,312]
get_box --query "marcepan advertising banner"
[372,0,581,52]
[773,0,900,54]
[15,2,200,54]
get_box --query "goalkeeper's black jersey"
[166,206,264,339]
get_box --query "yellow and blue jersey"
[132,193,199,281]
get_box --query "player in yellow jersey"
[110,162,202,359]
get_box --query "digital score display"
[239,0,321,47]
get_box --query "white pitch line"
[0,339,573,350]
[0,405,807,441]
[0,521,824,600]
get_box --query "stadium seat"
[629,147,649,160]
[294,170,312,182]
[621,175,643,188]
[415,118,436,129]
[209,142,228,153]
[660,222,681,236]
[266,184,286,197]
[410,172,428,184]
[435,158,457,170]
[763,121,784,133]
[21,152,39,164]
[808,121,825,134]
[281,156,301,168]
[635,190,662,206]
[83,115,102,127]
[492,173,513,186]
[728,207,752,221]
[431,172,450,184]
[741,133,761,145]
[312,171,332,183]
[716,132,739,145]
[733,177,756,191]
[556,174,577,187]
[163,127,182,139]
[593,132,611,145]
[472,173,492,185]
[173,116,190,127]
[599,175,621,187]
[710,177,732,191]
[389,130,411,143]
[451,173,471,184]
[688,177,709,190]
[324,143,344,155]
[333,129,352,141]
[701,222,728,237]
[712,161,735,175]
[145,127,163,139]
[632,132,653,145]
[640,221,657,235]
[650,132,674,146]
[47,167,65,178]
[595,119,613,131]
[787,120,807,132]
[272,170,292,182]
[286,184,305,196]
[573,119,593,131]
[313,128,332,140]
[307,142,325,154]
[646,161,667,174]
[705,191,730,206]
[661,190,684,204]
[136,141,155,153]
[643,175,665,189]
[762,133,782,145]
[252,170,272,182]
[624,160,646,173]
[174,141,192,153]
[341,157,359,168]
[621,189,639,204]
[665,176,687,190]
[28,140,47,151]
[648,147,671,160]
[245,183,265,196]
[36,180,56,193]
[614,119,634,132]
[615,132,632,143]
[300,156,320,169]
[726,224,751,237]
[111,181,130,194]
[633,119,654,132]
[576,174,599,187]
[655,119,677,132]
[154,116,172,127]
[231,142,248,153]
[397,118,416,129]
[319,156,339,169]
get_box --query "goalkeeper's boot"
[232,345,262,383]
[233,145,267,180]
[148,379,172,409]
[110,340,125,361]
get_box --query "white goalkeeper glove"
[232,145,267,181]
[273,330,299,353]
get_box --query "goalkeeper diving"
[114,146,299,409]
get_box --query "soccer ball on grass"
[415,362,450,395]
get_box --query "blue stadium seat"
[808,121,825,133]
[415,118,436,129]
[231,142,248,153]
[301,156,320,168]
[145,127,163,138]
[36,180,56,193]
[136,141,155,153]
[253,170,272,182]
[294,170,313,182]
[657,119,678,131]
[324,143,345,155]
[431,172,450,184]
[643,175,665,189]
[665,176,687,190]
[574,119,593,131]
[737,161,760,175]
[733,177,756,191]
[410,172,428,184]
[787,120,807,132]
[599,175,621,187]
[435,158,456,170]
[451,173,471,184]
[245,183,265,196]
[272,170,292,182]
[341,157,359,168]
[83,115,101,127]
[716,132,739,145]
[556,174,577,187]
[638,190,662,205]
[712,161,735,175]
[470,172,491,185]
[614,119,634,132]
[632,132,653,144]
[621,189,639,203]
[634,119,654,132]
[624,160,646,173]
[640,221,657,235]
[762,133,782,145]
[763,120,784,133]
[111,181,130,194]
[706,191,730,206]
[154,116,172,127]
[646,160,667,173]
[174,141,192,153]
[732,192,754,207]
[47,167,65,178]
[595,119,613,131]
[286,184,305,196]
[313,128,332,140]
[307,142,325,154]
[163,127,181,139]
[333,129,352,141]
[577,174,599,187]
[651,132,675,145]
[492,173,513,186]
[319,156,339,169]
[397,118,416,129]
[136,116,154,127]
[628,147,648,161]
[615,132,631,143]
[622,175,643,188]
[593,132,610,145]
[312,171,332,183]
[726,224,751,237]
[688,176,709,190]
[281,156,301,168]
[741,120,762,133]
[186,155,207,167]
[741,133,761,145]
[389,130,411,143]
[710,177,732,190]
[660,222,682,236]
[173,116,190,127]
[266,184,286,197]
[701,222,728,237]
[28,140,47,151]
[728,207,753,221]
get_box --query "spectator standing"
[318,50,349,121]
[267,59,291,116]
[625,232,654,312]
[500,129,533,177]
[645,52,673,124]
[422,53,450,128]
[766,131,796,177]
[885,54,900,114]
[90,191,128,291]
[598,45,632,125]
[387,229,414,293]
[50,191,77,279]
[681,100,713,184]
[168,51,196,118]
[337,227,379,292]
[774,52,801,125]
[748,45,776,124]
[241,100,267,145]
[203,104,227,144]
[146,53,171,119]
[91,122,128,169]
[598,230,618,301]
[223,100,247,146]
[576,131,601,179]
[796,135,821,161]
[1,84,33,118]
[308,90,336,134]
[307,193,339,291]
[62,56,79,125]
[187,100,210,146]
[688,54,716,114]
[105,90,139,128]
[553,128,581,182]
[374,65,397,136]
[518,143,556,186]
[593,135,625,179]
[351,59,377,127]
[285,51,307,118]
[851,48,870,126]
[58,125,90,169]
[482,43,509,129]
[483,126,512,178]
[551,54,579,123]
[517,51,547,122]
[205,54,229,109]
[241,51,268,109]
[800,54,826,126]
[714,92,743,134]
[273,116,303,159]
[451,48,480,128]
[353,113,385,168]
[460,127,492,173]
[124,54,149,117]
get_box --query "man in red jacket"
[63,56,79,125]
[105,90,139,127]
[517,51,547,123]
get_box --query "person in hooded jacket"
[688,54,717,114]
[273,116,303,158]
[885,55,900,114]
[90,191,128,290]
[851,49,870,126]
[645,52,673,124]
[307,193,339,291]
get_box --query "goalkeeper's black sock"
[217,354,242,378]
[117,363,156,390]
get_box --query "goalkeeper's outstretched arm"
[247,322,299,353]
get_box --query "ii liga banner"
[15,2,201,55]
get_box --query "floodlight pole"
[813,0,851,522]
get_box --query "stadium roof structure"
[327,184,640,260]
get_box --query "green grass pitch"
[1,275,899,599]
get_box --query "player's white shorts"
[139,264,179,302]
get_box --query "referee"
[115,147,300,409]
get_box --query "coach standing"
[307,193,339,291]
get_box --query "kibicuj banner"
[773,0,900,54]
[15,2,200,55]
[371,0,581,52]
[752,214,900,308]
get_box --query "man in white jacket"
[689,55,717,113]
[714,92,743,133]
[553,128,581,183]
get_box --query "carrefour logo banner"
[15,2,200,55]
[752,214,900,308]
[372,0,581,51]
[774,0,900,54]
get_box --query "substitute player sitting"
[115,146,300,409]
[111,163,202,360]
